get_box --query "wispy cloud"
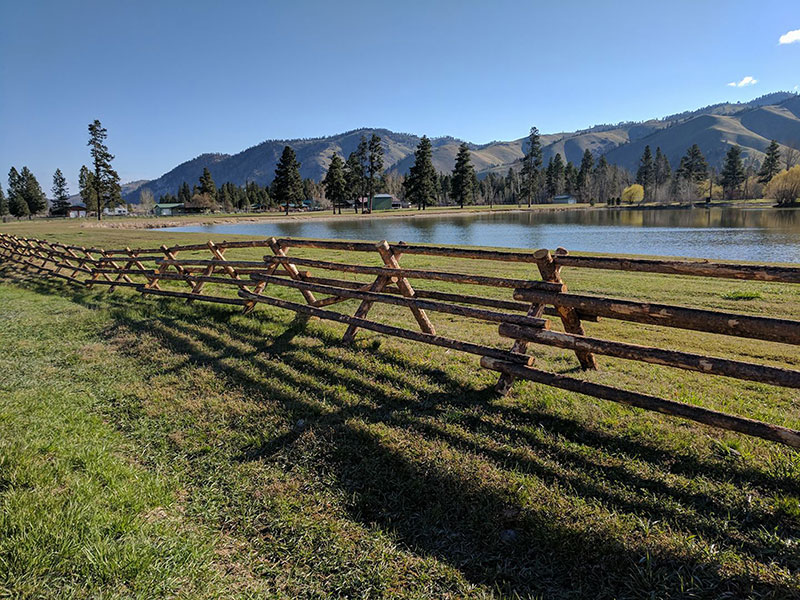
[727,76,758,87]
[779,29,800,44]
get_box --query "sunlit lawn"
[1,218,799,598]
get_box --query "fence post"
[494,247,597,395]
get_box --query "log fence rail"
[1,231,799,449]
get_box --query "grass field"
[1,219,799,598]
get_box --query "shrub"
[765,165,800,206]
[621,184,644,204]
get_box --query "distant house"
[153,202,185,217]
[552,194,578,204]
[67,205,87,218]
[371,193,405,210]
[103,206,128,216]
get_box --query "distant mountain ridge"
[126,92,799,201]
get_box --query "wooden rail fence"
[1,232,799,449]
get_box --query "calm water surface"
[157,207,800,263]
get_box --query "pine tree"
[404,136,437,210]
[219,184,233,211]
[7,167,30,218]
[654,147,671,184]
[178,182,192,204]
[273,146,304,215]
[78,165,98,210]
[720,145,746,199]
[636,145,655,200]
[545,153,565,198]
[505,167,518,205]
[519,127,542,207]
[51,168,71,216]
[189,168,220,211]
[450,143,475,208]
[678,144,708,183]
[563,162,578,195]
[344,150,365,213]
[322,153,347,214]
[18,167,47,216]
[366,134,384,212]
[0,183,7,217]
[87,119,121,220]
[577,149,594,201]
[758,140,782,184]
[199,168,217,201]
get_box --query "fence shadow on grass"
[3,268,799,598]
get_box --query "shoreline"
[79,198,784,231]
[84,204,588,230]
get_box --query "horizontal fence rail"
[1,232,799,449]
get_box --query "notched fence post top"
[1,233,799,449]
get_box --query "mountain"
[126,92,799,201]
[603,94,800,172]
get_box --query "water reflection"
[157,207,800,262]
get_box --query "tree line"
[1,119,122,220]
[135,131,800,214]
[632,138,798,205]
[4,123,799,221]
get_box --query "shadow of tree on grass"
[4,267,799,599]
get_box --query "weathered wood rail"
[1,232,799,449]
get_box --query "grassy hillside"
[1,221,799,598]
[127,93,799,202]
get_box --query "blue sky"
[1,0,798,190]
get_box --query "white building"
[103,206,129,216]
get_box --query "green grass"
[1,221,800,598]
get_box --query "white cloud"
[779,29,800,44]
[727,76,758,87]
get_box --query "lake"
[156,206,800,263]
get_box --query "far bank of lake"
[153,206,800,263]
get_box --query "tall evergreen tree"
[51,168,71,215]
[563,161,578,196]
[366,134,384,212]
[345,150,365,213]
[7,167,29,218]
[322,153,347,214]
[519,127,542,207]
[545,153,565,198]
[218,183,234,211]
[178,182,192,204]
[273,146,304,215]
[678,144,708,183]
[505,167,518,205]
[404,136,437,210]
[758,140,782,184]
[577,149,594,201]
[198,168,217,201]
[87,119,121,220]
[450,143,475,208]
[720,145,746,199]
[19,167,47,216]
[654,147,671,185]
[635,145,655,200]
[78,165,97,210]
[0,183,7,217]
